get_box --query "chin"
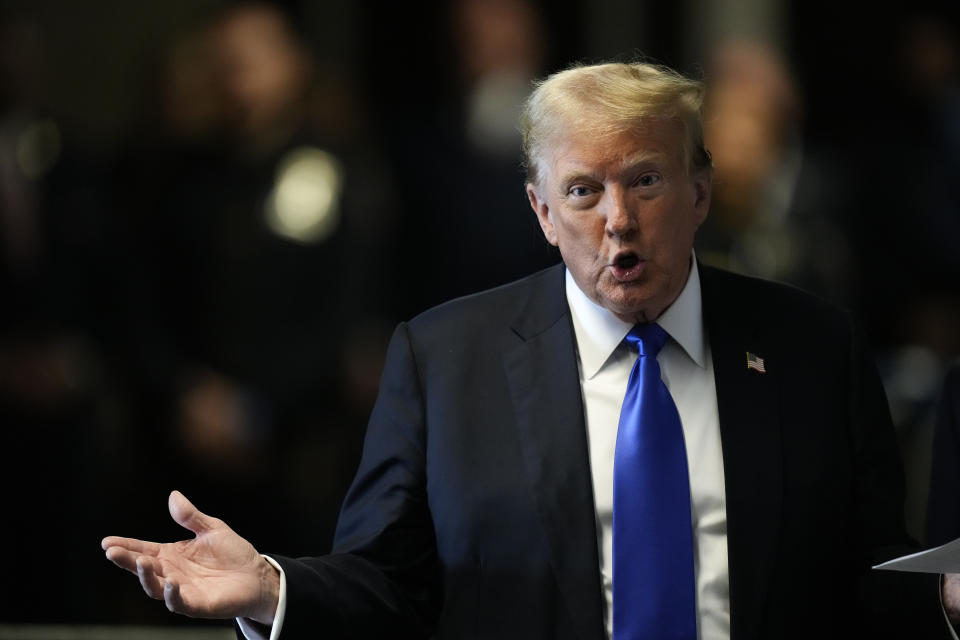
[602,294,654,321]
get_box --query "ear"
[691,169,712,227]
[527,183,558,246]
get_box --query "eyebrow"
[556,150,668,191]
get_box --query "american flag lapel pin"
[746,352,766,374]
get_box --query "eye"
[635,173,661,187]
[569,185,594,197]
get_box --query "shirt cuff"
[236,555,287,640]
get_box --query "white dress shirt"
[565,261,730,640]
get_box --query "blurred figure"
[875,12,960,359]
[456,0,545,158]
[112,1,398,561]
[927,360,960,547]
[696,39,856,305]
[702,40,799,237]
[867,11,960,540]
[384,0,560,315]
[209,2,317,154]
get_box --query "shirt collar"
[565,253,707,379]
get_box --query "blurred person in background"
[384,0,561,315]
[696,38,856,306]
[927,360,960,547]
[854,9,960,542]
[111,1,399,563]
[909,11,960,552]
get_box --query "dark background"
[0,0,957,627]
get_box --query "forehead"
[543,118,687,180]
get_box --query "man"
[104,61,960,639]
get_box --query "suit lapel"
[700,264,783,640]
[503,265,606,640]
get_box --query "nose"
[602,187,637,239]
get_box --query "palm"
[155,527,261,616]
[103,491,277,622]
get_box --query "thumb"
[168,490,218,536]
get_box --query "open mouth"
[614,253,639,269]
[610,251,644,281]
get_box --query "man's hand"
[944,574,960,628]
[102,491,280,624]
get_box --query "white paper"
[873,537,960,573]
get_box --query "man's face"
[526,118,711,323]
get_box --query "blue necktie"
[613,323,697,640]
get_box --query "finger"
[105,546,144,574]
[102,536,161,556]
[137,556,166,601]
[168,490,220,536]
[164,579,191,616]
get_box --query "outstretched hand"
[102,491,280,624]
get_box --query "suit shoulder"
[406,264,564,338]
[699,263,853,334]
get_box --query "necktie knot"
[625,323,668,358]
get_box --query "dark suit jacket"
[269,263,948,639]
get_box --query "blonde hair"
[520,61,712,185]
